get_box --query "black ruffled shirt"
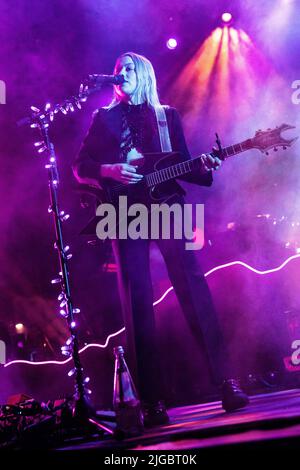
[119,102,157,159]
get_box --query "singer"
[73,52,249,426]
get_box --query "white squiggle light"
[4,327,125,368]
[153,254,300,306]
[153,286,174,306]
[4,358,72,367]
[4,254,300,368]
[204,253,300,278]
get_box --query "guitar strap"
[154,105,172,152]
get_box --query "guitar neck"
[221,138,253,159]
[145,138,253,187]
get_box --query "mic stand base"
[72,396,115,436]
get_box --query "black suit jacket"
[73,103,213,192]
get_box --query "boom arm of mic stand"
[17,80,103,127]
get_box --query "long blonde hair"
[109,52,161,108]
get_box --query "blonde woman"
[73,52,248,426]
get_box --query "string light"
[61,346,72,356]
[66,337,73,346]
[59,210,70,222]
[31,106,40,113]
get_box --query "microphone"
[88,74,125,85]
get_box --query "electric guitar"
[76,123,297,210]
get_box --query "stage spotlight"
[15,323,25,334]
[166,38,178,50]
[222,12,232,23]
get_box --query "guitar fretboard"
[145,138,252,187]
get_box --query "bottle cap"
[113,345,124,356]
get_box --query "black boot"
[221,379,249,412]
[142,401,170,427]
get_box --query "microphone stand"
[21,81,114,439]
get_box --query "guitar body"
[94,151,182,207]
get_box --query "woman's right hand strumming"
[100,163,144,185]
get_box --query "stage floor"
[57,388,300,453]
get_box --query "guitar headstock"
[251,123,298,154]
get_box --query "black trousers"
[112,205,228,404]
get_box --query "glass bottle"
[113,346,144,437]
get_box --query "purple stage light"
[166,38,178,50]
[222,12,232,23]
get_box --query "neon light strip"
[204,253,300,277]
[4,327,125,368]
[153,253,300,306]
[153,286,174,306]
[4,254,300,368]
